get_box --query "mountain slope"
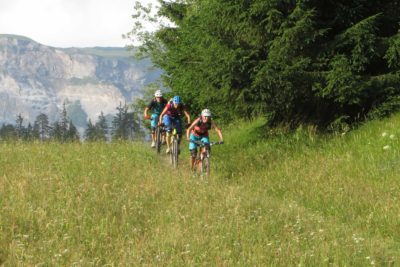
[0,34,161,126]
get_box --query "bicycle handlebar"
[190,140,224,146]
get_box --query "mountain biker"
[144,90,168,148]
[158,95,191,153]
[186,108,223,171]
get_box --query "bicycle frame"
[191,140,223,176]
[155,124,166,154]
[169,128,179,168]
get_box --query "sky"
[0,0,157,48]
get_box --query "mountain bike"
[190,140,223,177]
[169,128,179,168]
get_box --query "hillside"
[1,115,400,265]
[0,34,161,127]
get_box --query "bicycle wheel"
[169,136,175,165]
[155,126,162,154]
[172,138,179,168]
[201,155,210,176]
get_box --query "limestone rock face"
[0,34,160,127]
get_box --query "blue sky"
[0,0,157,47]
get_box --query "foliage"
[85,113,110,142]
[0,124,16,140]
[0,103,146,143]
[111,102,144,141]
[33,114,51,141]
[129,0,400,128]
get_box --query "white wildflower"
[383,145,390,150]
[382,132,388,137]
[390,134,395,139]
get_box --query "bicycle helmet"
[201,109,212,117]
[172,95,181,104]
[154,90,163,97]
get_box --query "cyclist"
[186,108,223,171]
[158,95,191,153]
[144,90,168,148]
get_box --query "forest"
[128,0,400,130]
[0,102,145,142]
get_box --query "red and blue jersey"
[192,117,212,137]
[165,101,186,118]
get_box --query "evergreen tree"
[94,112,108,141]
[15,114,25,139]
[33,113,51,141]
[26,123,33,141]
[51,121,63,141]
[85,119,96,141]
[59,102,69,142]
[112,102,130,140]
[0,124,16,140]
[67,120,80,142]
[129,0,400,128]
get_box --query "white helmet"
[201,109,212,117]
[154,90,163,97]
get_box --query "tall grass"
[1,114,400,265]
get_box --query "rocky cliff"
[0,34,161,127]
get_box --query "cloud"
[0,0,158,47]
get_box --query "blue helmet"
[173,95,181,104]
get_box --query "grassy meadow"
[1,114,400,266]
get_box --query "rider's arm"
[212,122,223,142]
[144,100,154,119]
[183,108,191,124]
[186,117,200,140]
[158,105,168,124]
[144,107,150,119]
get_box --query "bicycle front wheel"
[155,126,162,154]
[172,138,179,168]
[201,156,210,176]
[169,137,175,166]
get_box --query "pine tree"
[67,120,80,142]
[26,123,33,141]
[0,124,16,140]
[33,113,51,141]
[51,121,63,141]
[112,102,129,140]
[15,114,25,139]
[95,112,108,141]
[129,0,400,128]
[85,119,96,141]
[59,102,69,142]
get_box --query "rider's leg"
[190,149,197,170]
[163,115,172,152]
[161,131,166,144]
[151,131,156,146]
[175,117,182,142]
[150,114,159,147]
[189,133,199,170]
[201,136,210,153]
